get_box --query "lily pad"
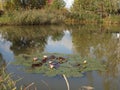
[13,53,106,77]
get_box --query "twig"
[62,74,70,90]
[24,82,34,90]
[41,80,51,90]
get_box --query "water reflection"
[72,27,120,77]
[45,30,73,54]
[0,26,66,55]
[0,25,120,90]
[0,33,14,62]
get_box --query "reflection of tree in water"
[103,38,120,90]
[72,26,120,76]
[0,26,65,55]
[72,27,111,57]
[105,42,119,76]
[72,26,120,90]
[51,31,64,41]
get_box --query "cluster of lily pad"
[13,53,106,77]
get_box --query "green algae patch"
[13,53,106,77]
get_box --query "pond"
[0,25,120,90]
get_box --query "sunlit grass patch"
[14,53,106,77]
[0,15,11,25]
[0,68,17,90]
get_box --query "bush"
[11,9,65,25]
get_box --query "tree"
[27,0,47,9]
[71,0,81,12]
[5,0,16,10]
[50,0,66,9]
[71,0,120,15]
[4,0,47,10]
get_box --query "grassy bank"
[1,9,120,25]
[0,9,66,25]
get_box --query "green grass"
[0,15,11,25]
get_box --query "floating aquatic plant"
[13,53,106,77]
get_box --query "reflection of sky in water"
[0,34,14,62]
[45,30,73,54]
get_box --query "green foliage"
[0,9,65,25]
[4,0,22,10]
[4,0,47,10]
[50,0,66,10]
[103,14,120,24]
[27,0,46,9]
[70,0,120,23]
[4,0,15,10]
[72,0,119,14]
[13,9,64,25]
[14,53,106,77]
[0,12,12,24]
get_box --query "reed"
[0,67,37,90]
[0,68,16,90]
[1,8,120,25]
[65,11,100,24]
[103,15,120,25]
[0,9,65,25]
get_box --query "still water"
[0,25,120,90]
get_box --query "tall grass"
[1,8,120,25]
[0,67,37,90]
[0,9,65,25]
[0,68,17,90]
[65,11,101,24]
[103,15,120,25]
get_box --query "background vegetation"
[68,0,120,24]
[0,0,120,25]
[0,0,67,25]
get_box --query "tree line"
[72,0,120,17]
[1,0,120,25]
[1,0,65,10]
[1,0,120,15]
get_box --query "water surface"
[0,25,120,90]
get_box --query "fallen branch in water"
[63,74,70,90]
